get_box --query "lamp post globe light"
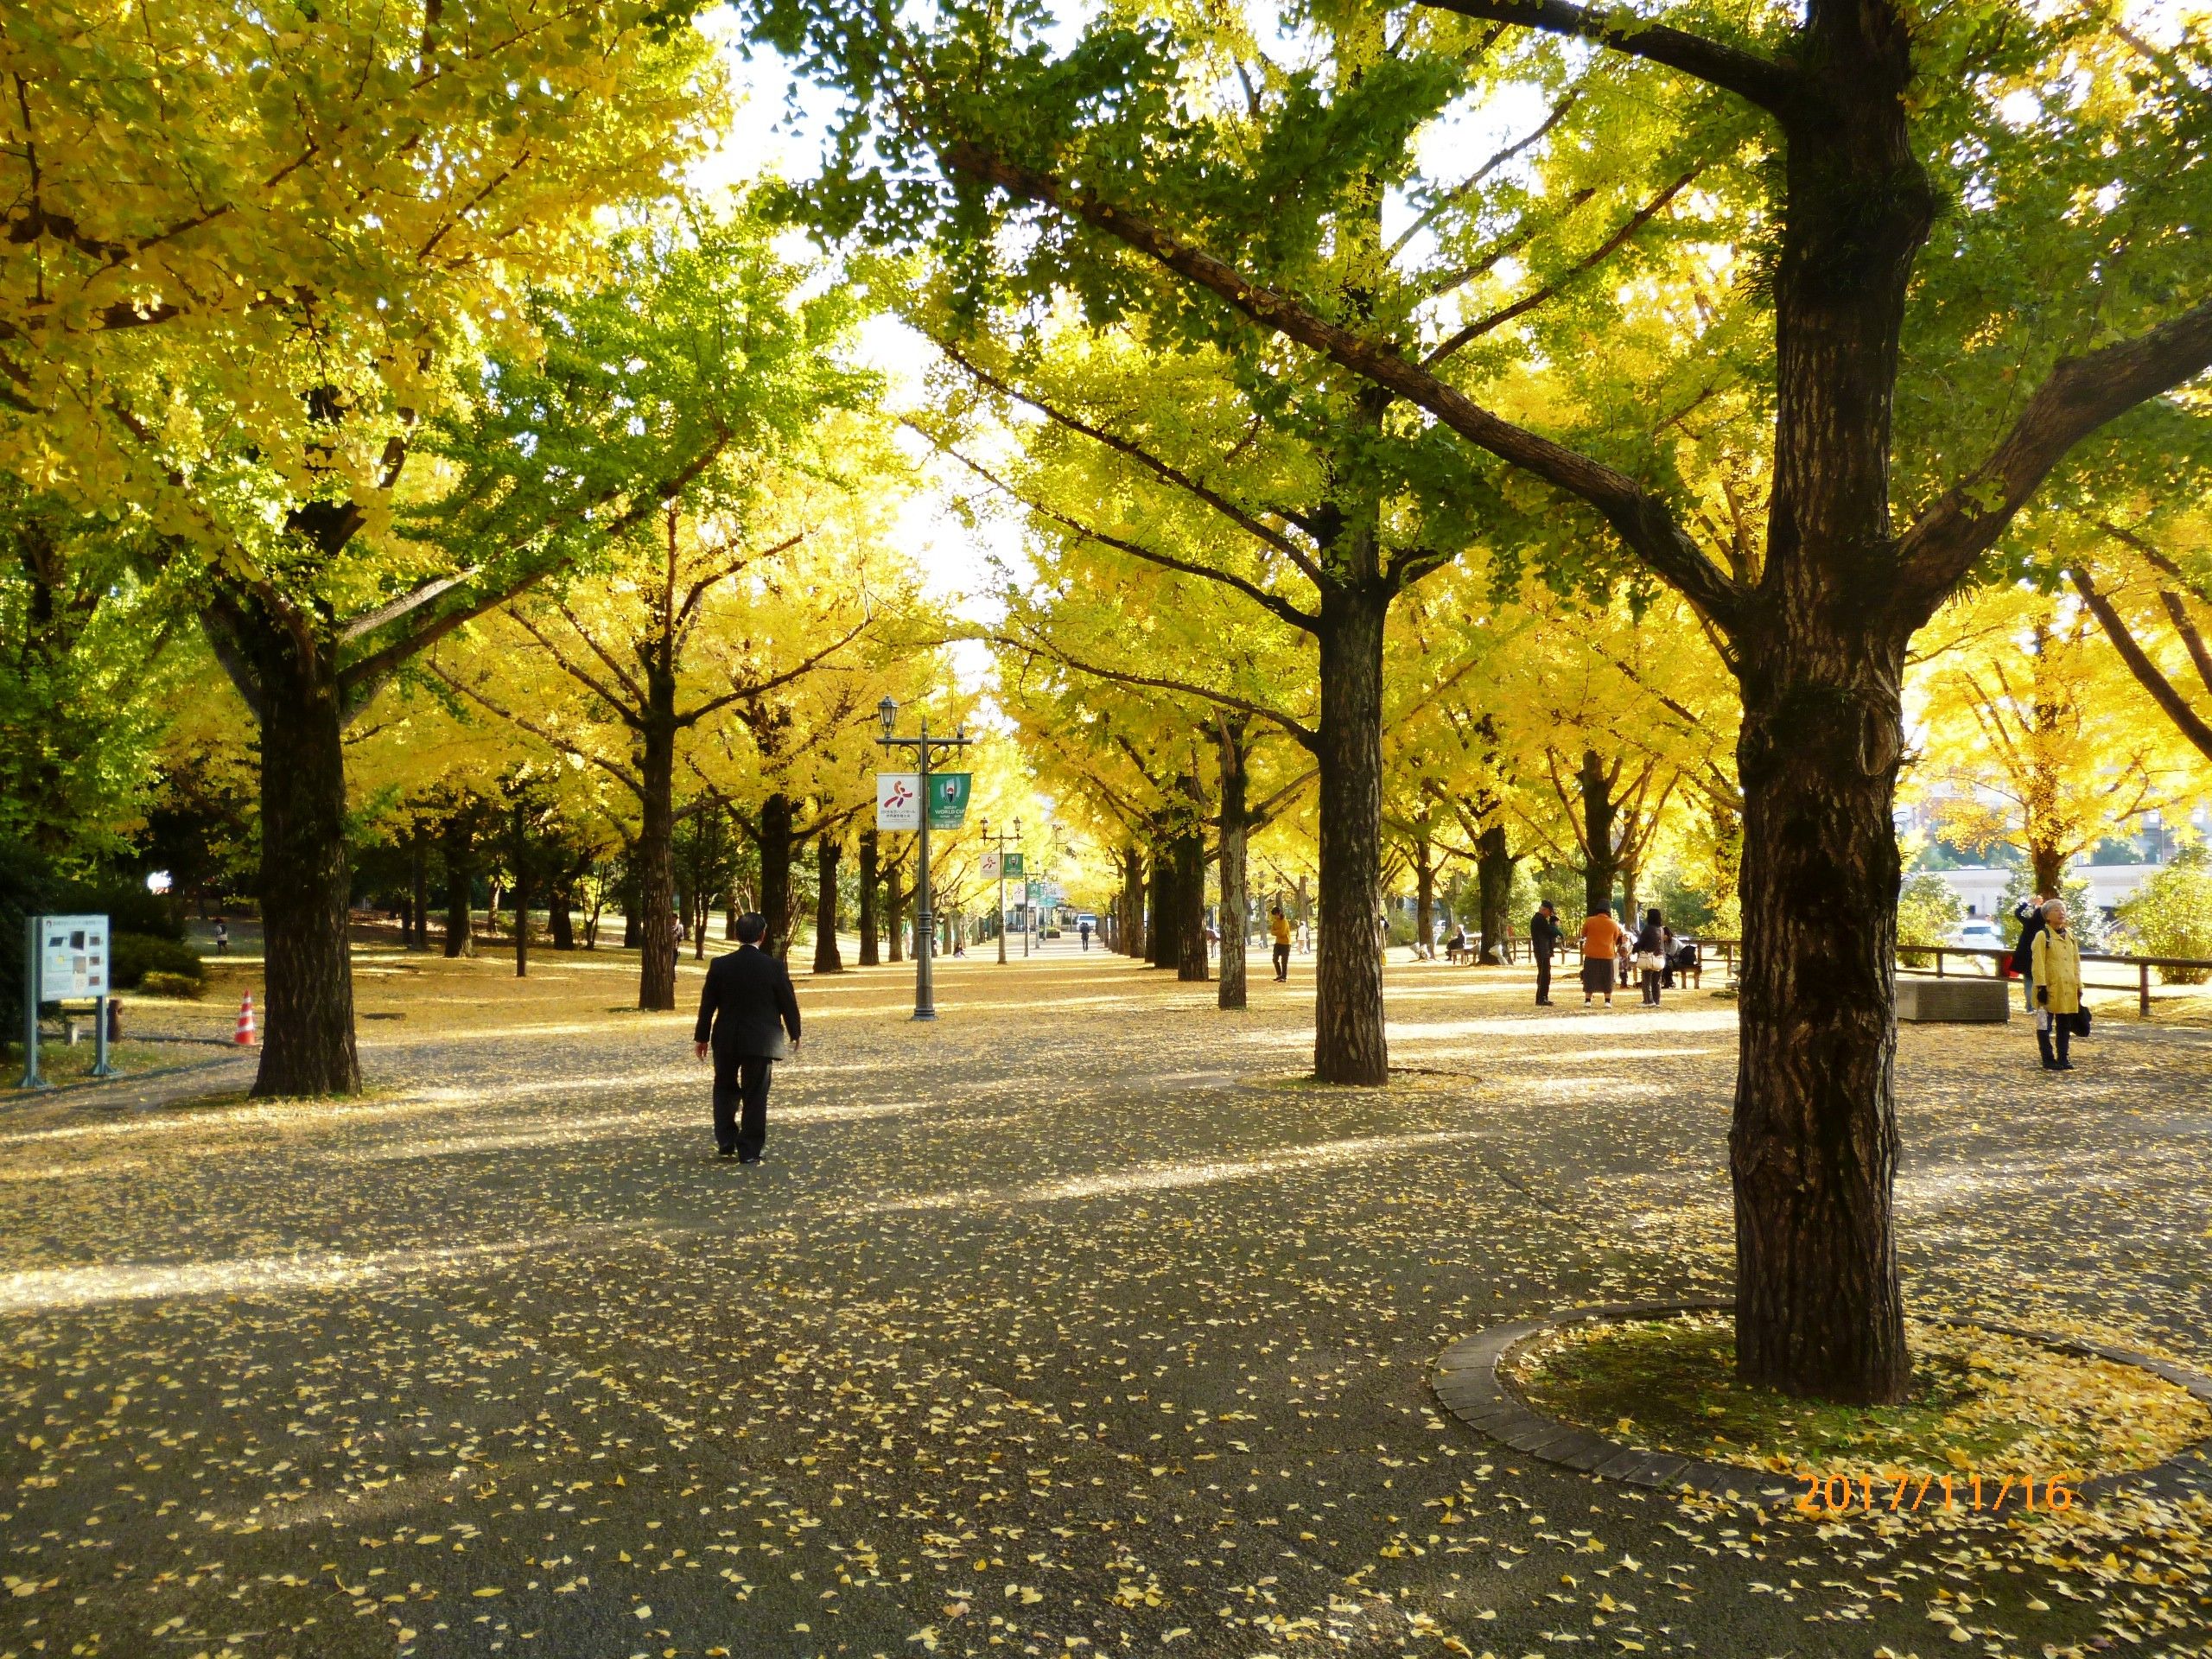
[875,696,969,1020]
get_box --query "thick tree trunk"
[1621,862,1641,931]
[443,818,474,958]
[1313,584,1389,1084]
[1217,741,1249,1009]
[1147,833,1178,969]
[1476,823,1515,964]
[252,658,361,1096]
[621,860,640,950]
[760,793,795,959]
[635,707,678,1011]
[858,829,880,965]
[1580,749,1618,920]
[1122,844,1145,957]
[1731,625,1913,1403]
[410,829,430,950]
[813,835,844,973]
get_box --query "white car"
[1947,918,2006,951]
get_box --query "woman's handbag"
[2071,1006,2092,1039]
[1636,951,1664,973]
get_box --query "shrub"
[1896,872,1963,968]
[109,932,204,990]
[137,970,206,999]
[2117,849,2212,985]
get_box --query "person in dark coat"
[692,912,801,1163]
[2010,893,2046,1015]
[1529,901,1560,1006]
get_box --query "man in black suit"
[1529,900,1560,1006]
[692,913,801,1163]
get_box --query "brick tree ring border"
[1431,1299,2212,1506]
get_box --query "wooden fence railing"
[1700,940,2211,1019]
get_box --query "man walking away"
[1079,917,1091,950]
[1269,905,1293,982]
[2010,893,2046,1017]
[1529,901,1560,1005]
[1580,906,1624,1007]
[2031,900,2083,1072]
[693,912,801,1163]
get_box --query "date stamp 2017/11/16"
[1796,1471,2078,1515]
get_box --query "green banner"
[1001,851,1024,877]
[927,772,971,830]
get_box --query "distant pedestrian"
[1635,908,1667,1006]
[1529,901,1560,1005]
[2031,900,2082,1072]
[2010,893,2047,1015]
[1580,906,1624,1007]
[693,912,802,1163]
[1269,906,1292,982]
[1079,918,1092,950]
[213,918,229,954]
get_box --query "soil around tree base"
[1432,1300,2212,1506]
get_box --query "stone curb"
[1432,1300,2212,1507]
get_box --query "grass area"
[2,1039,184,1095]
[1508,1310,2212,1478]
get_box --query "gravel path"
[1,944,2207,1658]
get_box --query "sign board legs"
[17,917,45,1090]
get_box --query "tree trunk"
[1217,734,1249,1009]
[885,856,906,963]
[410,829,430,950]
[813,834,844,973]
[1477,823,1515,964]
[511,804,531,979]
[621,860,640,950]
[635,702,678,1010]
[759,792,795,959]
[2030,842,2065,899]
[1313,584,1389,1084]
[1175,779,1209,982]
[549,871,575,951]
[1413,834,1435,959]
[1147,833,1177,969]
[858,829,880,966]
[1580,749,1619,920]
[1121,844,1145,957]
[1621,861,1641,931]
[251,655,361,1096]
[442,817,474,957]
[1731,621,1913,1402]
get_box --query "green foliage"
[1896,872,1965,969]
[1650,866,1720,932]
[2116,848,2212,984]
[109,933,203,990]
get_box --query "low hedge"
[110,932,204,990]
[138,970,206,1000]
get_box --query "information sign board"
[37,914,108,999]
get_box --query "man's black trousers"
[713,1055,772,1159]
[1535,950,1553,1004]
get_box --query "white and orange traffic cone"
[234,993,257,1046]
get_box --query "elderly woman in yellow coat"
[2031,900,2083,1071]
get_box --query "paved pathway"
[2,946,2209,1657]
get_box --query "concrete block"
[1895,976,2011,1023]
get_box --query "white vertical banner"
[875,773,920,831]
[981,850,1001,881]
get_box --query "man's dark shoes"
[739,1154,762,1165]
[717,1146,737,1159]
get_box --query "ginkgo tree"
[758,0,2212,1400]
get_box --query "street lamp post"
[877,696,969,1020]
[980,817,1021,965]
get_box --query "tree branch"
[1412,0,1798,116]
[999,628,1319,749]
[929,334,1331,570]
[424,660,645,793]
[939,143,1746,635]
[2072,566,2212,762]
[677,613,874,728]
[915,421,1322,632]
[1895,298,2212,617]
